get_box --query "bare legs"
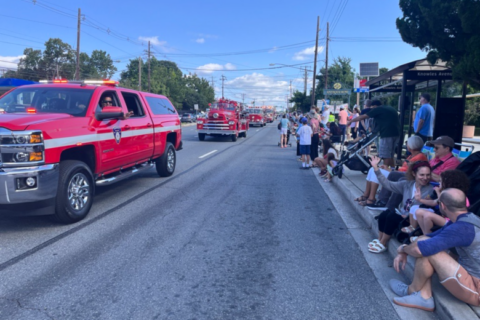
[314,157,328,170]
[416,209,446,234]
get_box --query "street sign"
[194,104,199,110]
[330,100,343,105]
[324,89,351,95]
[354,88,369,93]
[359,63,379,77]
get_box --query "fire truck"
[196,98,249,141]
[246,106,266,127]
[264,106,275,123]
[0,79,182,223]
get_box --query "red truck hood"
[0,113,73,131]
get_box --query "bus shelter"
[365,58,466,159]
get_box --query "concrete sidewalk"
[320,166,480,320]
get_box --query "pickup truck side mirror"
[96,106,124,121]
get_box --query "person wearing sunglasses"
[414,93,435,143]
[96,95,133,118]
[428,136,460,182]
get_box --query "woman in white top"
[313,139,338,176]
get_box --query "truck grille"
[203,121,229,130]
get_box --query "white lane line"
[199,150,218,158]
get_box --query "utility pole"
[75,8,81,80]
[241,93,246,103]
[138,57,142,91]
[220,74,226,98]
[311,16,320,107]
[304,67,307,94]
[290,80,292,106]
[148,40,151,92]
[325,22,330,100]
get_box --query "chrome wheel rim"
[68,173,90,211]
[167,149,175,172]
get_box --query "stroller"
[331,132,379,179]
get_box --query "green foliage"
[119,58,215,110]
[397,0,480,89]
[465,97,480,125]
[289,91,310,113]
[2,38,117,81]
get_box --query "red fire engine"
[246,106,266,127]
[196,98,249,141]
[264,106,275,123]
[0,79,182,223]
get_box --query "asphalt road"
[0,122,399,320]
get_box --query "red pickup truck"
[0,79,182,223]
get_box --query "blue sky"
[1,0,426,107]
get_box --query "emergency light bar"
[39,79,119,86]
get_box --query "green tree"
[289,91,310,113]
[42,38,76,79]
[183,73,214,110]
[16,48,44,81]
[89,50,117,79]
[397,0,480,89]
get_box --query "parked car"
[181,113,196,123]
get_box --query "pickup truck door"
[118,90,154,163]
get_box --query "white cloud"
[0,55,24,69]
[195,63,236,74]
[292,46,324,61]
[195,38,205,44]
[138,36,167,47]
[218,73,292,106]
[268,46,278,53]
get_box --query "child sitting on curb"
[324,153,337,182]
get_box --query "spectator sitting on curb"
[368,135,460,212]
[389,188,480,312]
[355,135,427,207]
[411,170,470,238]
[313,139,339,177]
[323,153,337,183]
[367,157,433,254]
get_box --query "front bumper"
[250,121,264,125]
[0,164,59,214]
[197,129,236,135]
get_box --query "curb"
[327,168,480,319]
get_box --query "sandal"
[368,242,387,253]
[401,226,416,234]
[358,199,375,206]
[354,196,367,202]
[368,239,380,248]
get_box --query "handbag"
[277,122,282,130]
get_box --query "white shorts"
[366,167,390,184]
[281,128,288,135]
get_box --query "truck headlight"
[229,121,235,125]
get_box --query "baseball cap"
[301,117,308,124]
[428,136,455,148]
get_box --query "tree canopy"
[397,0,480,89]
[3,38,117,81]
[119,57,214,110]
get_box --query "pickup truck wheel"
[54,160,94,224]
[156,142,176,177]
[231,133,238,142]
[198,133,205,141]
[243,131,247,138]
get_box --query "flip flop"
[401,226,416,234]
[368,239,380,248]
[368,242,387,253]
[354,196,367,202]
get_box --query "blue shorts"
[300,144,311,155]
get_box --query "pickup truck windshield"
[248,109,263,114]
[0,87,94,117]
[211,102,235,111]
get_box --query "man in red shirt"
[428,136,460,182]
[338,106,348,142]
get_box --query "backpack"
[278,122,282,130]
